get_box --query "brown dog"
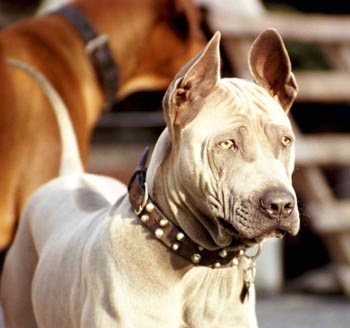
[0,0,205,250]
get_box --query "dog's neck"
[75,0,150,62]
[55,6,118,110]
[74,0,182,100]
[128,166,242,267]
[146,130,227,250]
[145,130,245,253]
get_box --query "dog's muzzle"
[259,188,295,220]
[217,187,299,244]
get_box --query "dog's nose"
[260,188,295,220]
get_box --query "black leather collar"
[56,5,119,111]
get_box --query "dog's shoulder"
[74,174,126,213]
[25,173,126,214]
[81,174,127,203]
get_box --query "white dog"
[1,29,299,328]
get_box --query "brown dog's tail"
[7,58,83,176]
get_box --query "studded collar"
[128,148,258,268]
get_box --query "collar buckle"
[134,181,149,215]
[85,34,109,55]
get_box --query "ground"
[257,292,350,328]
[1,292,349,327]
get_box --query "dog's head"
[152,29,299,250]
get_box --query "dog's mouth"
[218,217,286,245]
[218,218,240,235]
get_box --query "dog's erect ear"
[249,28,298,113]
[163,31,221,129]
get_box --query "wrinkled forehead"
[197,78,291,130]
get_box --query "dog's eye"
[281,136,292,146]
[219,139,237,151]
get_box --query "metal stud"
[176,232,185,241]
[197,246,204,251]
[191,253,201,264]
[155,228,164,239]
[141,214,149,223]
[219,250,227,258]
[232,258,239,266]
[159,219,169,227]
[172,243,180,251]
[146,203,155,213]
[214,262,221,268]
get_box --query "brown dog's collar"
[55,5,118,111]
[128,148,242,268]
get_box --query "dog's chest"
[117,265,256,328]
[180,264,257,328]
[109,215,257,327]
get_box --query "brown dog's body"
[0,0,205,249]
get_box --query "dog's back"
[0,61,126,328]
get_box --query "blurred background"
[1,0,349,326]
